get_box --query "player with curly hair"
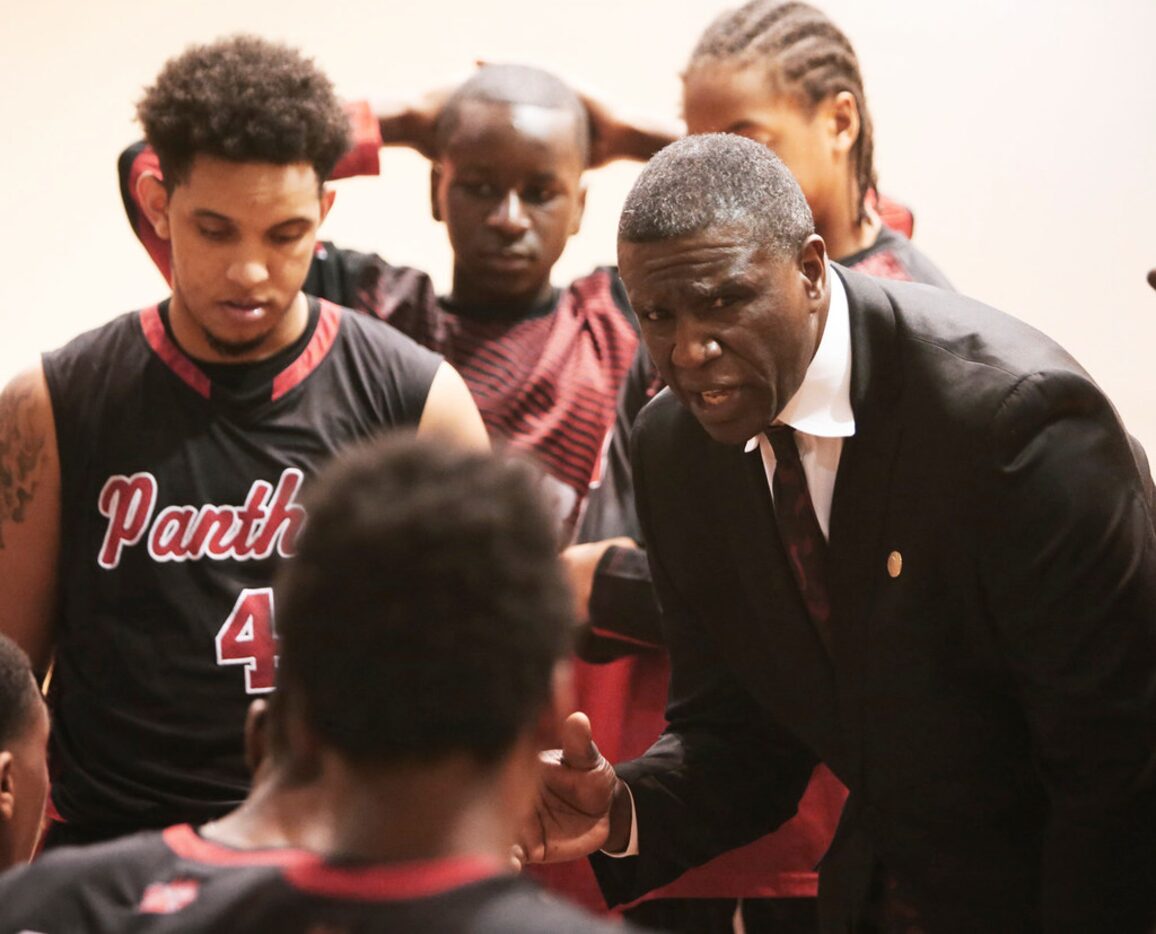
[0,34,486,850]
[0,437,649,932]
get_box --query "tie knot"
[765,425,799,464]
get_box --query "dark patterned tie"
[765,426,832,651]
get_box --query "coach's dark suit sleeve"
[980,370,1156,932]
[590,397,817,905]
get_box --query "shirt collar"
[744,266,855,452]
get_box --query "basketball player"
[0,35,487,850]
[0,437,646,933]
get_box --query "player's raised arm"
[416,362,489,452]
[0,366,60,675]
[371,84,455,162]
[370,70,682,169]
[577,86,683,168]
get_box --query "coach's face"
[620,226,828,445]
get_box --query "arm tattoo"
[0,381,46,549]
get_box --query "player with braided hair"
[684,0,948,284]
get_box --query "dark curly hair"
[274,435,573,767]
[0,634,38,748]
[137,34,351,190]
[687,0,877,225]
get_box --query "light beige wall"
[2,0,1154,447]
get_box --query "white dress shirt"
[745,268,855,539]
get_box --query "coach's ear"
[0,751,14,822]
[137,173,172,241]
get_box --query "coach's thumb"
[559,711,601,771]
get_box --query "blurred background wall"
[2,0,1154,447]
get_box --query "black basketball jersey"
[0,825,648,933]
[41,299,441,835]
[0,824,306,932]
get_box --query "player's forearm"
[593,113,682,165]
[372,95,440,161]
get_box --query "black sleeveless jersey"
[0,825,645,933]
[41,299,440,834]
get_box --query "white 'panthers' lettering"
[98,473,158,569]
[97,468,306,569]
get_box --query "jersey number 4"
[215,588,278,694]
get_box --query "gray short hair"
[618,133,814,255]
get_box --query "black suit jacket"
[594,267,1156,932]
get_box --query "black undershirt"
[437,287,560,322]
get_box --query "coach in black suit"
[520,135,1156,932]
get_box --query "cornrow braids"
[688,0,877,225]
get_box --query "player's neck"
[447,273,556,319]
[316,751,526,864]
[200,747,534,864]
[200,771,333,852]
[820,195,882,264]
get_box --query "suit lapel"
[825,266,906,788]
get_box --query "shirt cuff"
[599,782,639,858]
[587,545,663,650]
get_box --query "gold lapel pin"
[887,550,903,579]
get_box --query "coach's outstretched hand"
[514,712,631,867]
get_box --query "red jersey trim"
[162,823,312,867]
[139,302,340,402]
[588,625,662,650]
[271,301,341,401]
[281,854,508,901]
[140,306,212,399]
